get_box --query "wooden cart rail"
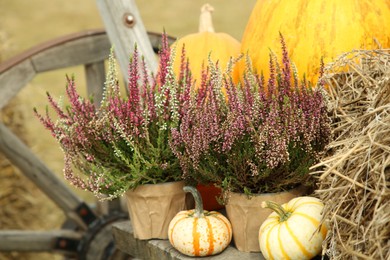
[0,29,174,256]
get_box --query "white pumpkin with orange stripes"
[168,186,232,256]
[259,196,328,260]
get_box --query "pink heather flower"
[157,32,171,87]
[35,33,191,198]
[170,34,331,194]
[280,33,292,92]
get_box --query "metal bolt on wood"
[123,13,136,28]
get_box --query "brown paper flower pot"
[225,186,306,252]
[125,181,186,240]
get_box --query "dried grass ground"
[0,1,255,259]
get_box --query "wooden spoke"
[0,230,81,252]
[0,122,83,219]
[85,61,106,107]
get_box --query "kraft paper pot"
[225,186,307,252]
[125,181,186,240]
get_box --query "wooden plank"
[96,0,158,76]
[112,221,264,260]
[85,61,105,107]
[0,230,81,252]
[0,59,36,109]
[0,122,83,220]
[31,34,111,73]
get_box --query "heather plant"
[170,35,332,195]
[34,35,193,199]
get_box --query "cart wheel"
[0,29,175,259]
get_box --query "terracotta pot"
[196,183,224,211]
[125,181,186,240]
[225,186,307,252]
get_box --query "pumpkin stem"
[261,201,291,222]
[199,4,215,33]
[183,186,204,218]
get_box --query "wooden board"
[96,0,158,76]
[112,221,264,260]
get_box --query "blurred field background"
[0,0,256,259]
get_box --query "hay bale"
[313,49,390,259]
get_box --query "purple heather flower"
[35,33,193,198]
[170,34,331,193]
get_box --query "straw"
[312,49,390,259]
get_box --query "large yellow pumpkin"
[239,0,390,84]
[259,197,328,260]
[172,4,241,87]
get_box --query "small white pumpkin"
[259,196,328,260]
[168,186,232,256]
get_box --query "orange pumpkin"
[172,4,241,87]
[239,0,390,84]
[168,186,232,256]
